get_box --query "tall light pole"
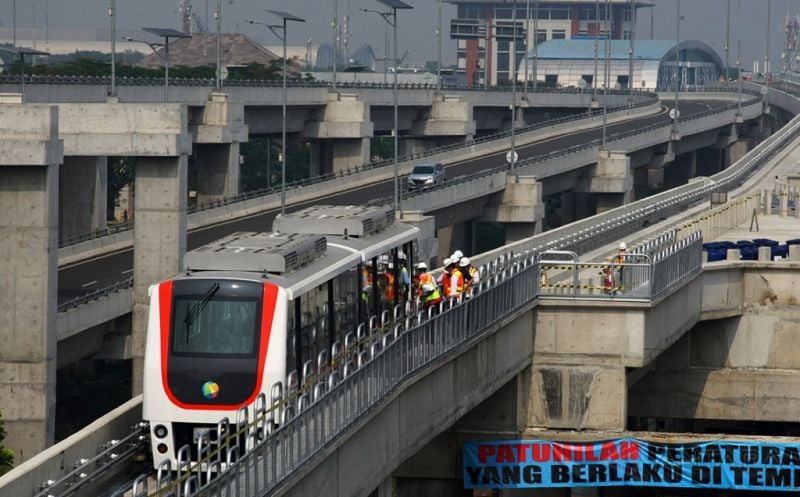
[628,0,635,104]
[333,0,339,91]
[725,0,730,81]
[523,0,530,96]
[136,28,191,103]
[366,0,413,214]
[215,0,222,92]
[593,0,599,103]
[511,0,518,168]
[532,0,538,89]
[108,0,116,97]
[765,0,771,110]
[437,0,442,92]
[253,11,306,216]
[12,0,16,46]
[602,0,610,148]
[736,0,741,119]
[672,0,680,137]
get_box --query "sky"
[0,0,797,69]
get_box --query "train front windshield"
[167,279,264,406]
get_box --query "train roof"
[273,205,395,238]
[179,207,419,300]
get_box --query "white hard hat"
[451,250,464,260]
[416,262,428,270]
[459,257,470,267]
[388,262,395,269]
[398,251,406,260]
[422,283,435,293]
[443,257,452,267]
[619,242,627,250]
[379,254,389,263]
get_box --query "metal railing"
[0,73,658,95]
[535,231,702,301]
[59,222,132,248]
[57,278,133,313]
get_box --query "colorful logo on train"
[202,381,219,399]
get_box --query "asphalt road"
[58,99,731,300]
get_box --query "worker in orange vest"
[614,242,627,291]
[414,262,433,297]
[384,263,396,303]
[442,258,464,299]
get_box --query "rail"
[59,222,132,248]
[31,421,148,497]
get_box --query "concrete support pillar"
[303,93,373,173]
[193,93,247,205]
[59,156,108,240]
[194,142,240,205]
[0,102,63,461]
[410,96,476,141]
[524,363,627,431]
[726,139,749,166]
[131,156,188,394]
[400,137,435,157]
[632,166,650,200]
[332,137,371,173]
[308,140,324,177]
[663,151,697,190]
[580,150,632,214]
[481,175,545,243]
[398,211,438,265]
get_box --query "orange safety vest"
[614,250,626,266]
[442,268,464,298]
[384,272,395,302]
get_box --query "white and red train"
[142,205,419,468]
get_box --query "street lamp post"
[602,0,610,148]
[523,0,530,97]
[250,11,306,217]
[736,0,741,119]
[672,0,680,138]
[215,0,222,92]
[511,0,518,169]
[131,28,191,103]
[333,0,339,91]
[628,0,635,105]
[12,0,15,46]
[0,47,50,103]
[725,0,730,81]
[108,0,116,97]
[765,0,771,110]
[365,0,413,214]
[593,0,599,106]
[532,0,538,90]
[437,0,443,93]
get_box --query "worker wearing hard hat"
[614,242,627,292]
[414,262,433,298]
[459,257,479,295]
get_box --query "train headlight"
[154,424,169,439]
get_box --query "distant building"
[136,33,279,70]
[447,0,653,86]
[523,39,724,90]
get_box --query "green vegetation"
[239,137,312,193]
[0,411,14,476]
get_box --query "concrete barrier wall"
[57,288,133,341]
[0,396,142,497]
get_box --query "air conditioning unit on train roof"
[183,231,327,274]
[272,205,395,238]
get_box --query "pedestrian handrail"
[57,278,133,313]
[59,222,133,248]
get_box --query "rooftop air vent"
[272,205,395,237]
[183,231,327,273]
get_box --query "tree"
[0,411,14,476]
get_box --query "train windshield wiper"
[183,283,220,343]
